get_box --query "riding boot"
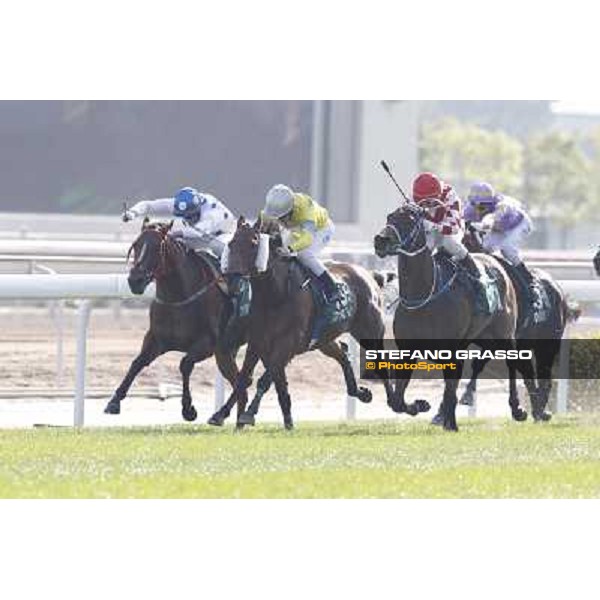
[317,270,341,303]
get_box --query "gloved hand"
[122,210,135,223]
[275,245,293,258]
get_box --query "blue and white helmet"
[173,187,203,223]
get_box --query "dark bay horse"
[104,221,243,421]
[459,225,580,420]
[374,202,535,431]
[208,216,421,429]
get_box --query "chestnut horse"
[104,221,245,421]
[208,217,425,429]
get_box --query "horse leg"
[532,345,554,422]
[272,366,294,430]
[178,338,214,422]
[238,369,273,426]
[388,370,429,416]
[319,340,372,404]
[460,356,490,407]
[104,332,162,414]
[439,361,463,432]
[208,345,258,426]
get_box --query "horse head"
[224,215,282,278]
[126,220,176,294]
[374,202,428,258]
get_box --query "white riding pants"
[296,220,335,277]
[482,219,531,265]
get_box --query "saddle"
[288,260,357,343]
[435,250,502,316]
[194,250,229,296]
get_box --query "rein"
[130,227,222,307]
[390,259,458,311]
[383,210,457,311]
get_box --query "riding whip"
[380,160,412,204]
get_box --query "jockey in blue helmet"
[122,186,235,258]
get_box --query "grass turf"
[1,416,600,498]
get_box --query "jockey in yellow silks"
[262,184,340,347]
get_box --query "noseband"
[128,228,182,281]
[383,208,428,256]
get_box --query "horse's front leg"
[271,366,294,430]
[439,360,464,432]
[389,369,430,416]
[104,332,162,414]
[238,369,273,426]
[208,344,259,427]
[178,337,214,422]
[460,356,490,407]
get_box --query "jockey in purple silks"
[463,181,540,306]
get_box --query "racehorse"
[459,224,580,420]
[208,216,426,429]
[374,200,537,431]
[104,220,244,421]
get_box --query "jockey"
[261,184,339,348]
[464,181,538,299]
[122,187,235,258]
[412,172,481,280]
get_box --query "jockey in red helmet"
[412,172,481,280]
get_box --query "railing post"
[556,330,571,414]
[214,372,225,411]
[346,336,358,420]
[74,300,92,427]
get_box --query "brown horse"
[374,202,536,431]
[459,224,580,420]
[104,221,244,421]
[208,216,423,429]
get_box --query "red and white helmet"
[412,172,443,201]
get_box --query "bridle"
[382,204,428,257]
[382,200,458,311]
[127,227,176,281]
[128,226,220,306]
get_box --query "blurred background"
[1,100,600,249]
[1,100,599,426]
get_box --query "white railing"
[0,274,598,427]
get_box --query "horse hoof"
[104,400,120,415]
[512,409,528,422]
[237,412,256,427]
[284,420,294,431]
[459,389,475,406]
[208,413,225,427]
[387,400,404,414]
[415,399,431,413]
[182,405,198,422]
[534,411,552,422]
[430,412,443,426]
[357,387,372,404]
[443,421,459,432]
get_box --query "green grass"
[2,417,600,498]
